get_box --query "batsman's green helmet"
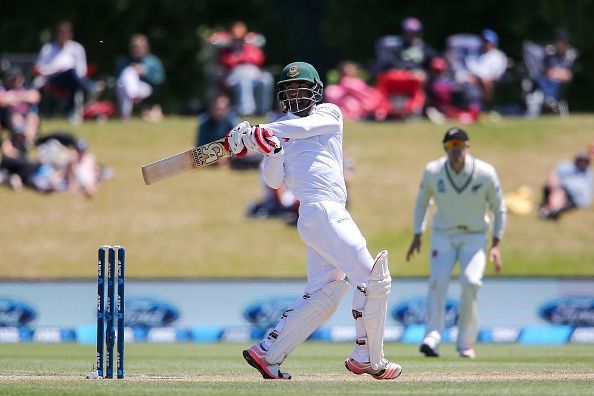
[277,62,324,89]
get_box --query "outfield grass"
[0,115,592,279]
[0,343,593,395]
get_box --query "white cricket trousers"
[116,66,153,118]
[297,201,374,294]
[424,232,487,351]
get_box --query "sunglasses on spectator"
[444,140,468,149]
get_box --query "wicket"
[97,245,126,379]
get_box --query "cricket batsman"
[406,127,507,359]
[226,62,402,380]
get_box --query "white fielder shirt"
[413,155,506,239]
[259,103,347,205]
[35,40,88,78]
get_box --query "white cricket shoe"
[243,343,291,380]
[458,348,476,359]
[345,357,402,380]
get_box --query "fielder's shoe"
[345,357,402,380]
[420,343,439,357]
[458,348,476,359]
[242,343,291,380]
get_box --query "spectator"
[115,34,165,121]
[0,132,37,191]
[34,21,103,123]
[539,150,592,220]
[196,94,238,147]
[376,17,437,75]
[325,61,391,120]
[463,29,508,111]
[219,21,273,116]
[0,67,41,148]
[528,28,577,116]
[374,17,437,118]
[425,57,479,124]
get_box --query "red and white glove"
[224,121,251,157]
[243,126,283,157]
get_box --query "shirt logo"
[471,183,483,193]
[437,179,446,193]
[287,66,300,78]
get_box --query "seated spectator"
[196,94,261,170]
[374,17,437,118]
[425,57,479,124]
[462,29,508,111]
[325,61,391,120]
[115,34,165,121]
[525,28,577,117]
[219,21,273,116]
[375,17,437,76]
[0,67,41,148]
[539,28,576,105]
[0,130,42,191]
[196,94,237,168]
[196,94,238,147]
[34,21,103,123]
[539,150,592,220]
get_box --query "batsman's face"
[278,81,316,116]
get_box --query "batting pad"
[363,251,392,371]
[265,279,350,364]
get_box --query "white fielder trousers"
[297,201,374,294]
[116,66,153,118]
[424,232,487,351]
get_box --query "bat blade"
[141,138,229,185]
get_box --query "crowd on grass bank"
[0,18,588,204]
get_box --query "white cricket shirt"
[36,40,88,78]
[413,155,506,239]
[260,103,347,205]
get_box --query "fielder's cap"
[481,29,499,45]
[442,127,469,143]
[402,17,422,33]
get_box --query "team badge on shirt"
[437,179,446,193]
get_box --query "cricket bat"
[141,138,229,185]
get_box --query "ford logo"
[125,297,179,328]
[0,297,36,327]
[391,297,458,328]
[539,296,594,327]
[244,297,297,329]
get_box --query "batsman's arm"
[141,138,229,185]
[262,104,342,140]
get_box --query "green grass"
[0,343,593,395]
[0,115,593,279]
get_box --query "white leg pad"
[363,250,391,371]
[265,279,350,364]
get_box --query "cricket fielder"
[226,62,402,380]
[406,127,506,359]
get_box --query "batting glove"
[243,126,283,157]
[225,121,250,157]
